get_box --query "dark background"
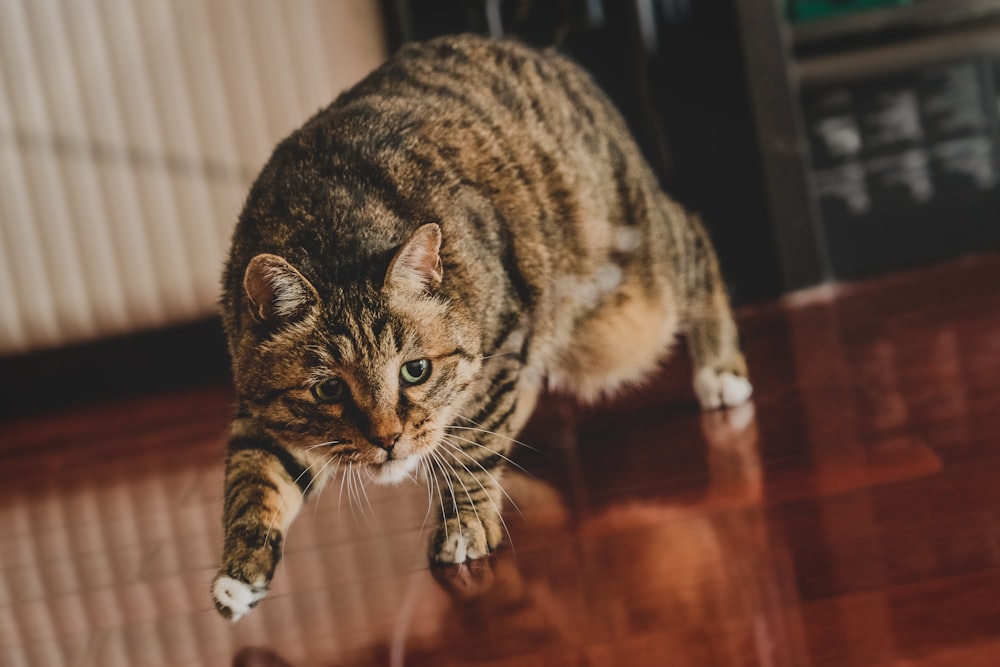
[381,0,784,303]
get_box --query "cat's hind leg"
[679,215,753,410]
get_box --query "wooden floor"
[3,254,1000,667]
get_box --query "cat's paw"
[694,368,753,410]
[430,517,499,564]
[432,528,489,564]
[212,573,269,622]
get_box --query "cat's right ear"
[243,254,319,325]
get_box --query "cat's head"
[232,223,482,484]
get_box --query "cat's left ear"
[243,254,319,325]
[384,223,443,294]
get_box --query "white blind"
[0,0,387,354]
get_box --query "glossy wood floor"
[3,254,1000,667]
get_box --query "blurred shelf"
[737,0,1000,288]
[797,20,1000,85]
[792,0,1000,49]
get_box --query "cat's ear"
[243,254,319,324]
[384,223,443,294]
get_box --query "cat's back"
[310,33,641,212]
[225,34,666,349]
[330,34,623,150]
[230,38,636,280]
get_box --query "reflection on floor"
[3,253,1000,667]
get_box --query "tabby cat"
[212,34,751,621]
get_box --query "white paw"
[694,368,753,410]
[435,531,488,565]
[212,574,268,622]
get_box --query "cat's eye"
[311,378,347,402]
[400,359,431,385]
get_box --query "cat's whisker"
[428,457,447,542]
[433,451,460,520]
[303,439,345,452]
[422,455,436,510]
[438,438,516,557]
[442,432,534,477]
[352,466,371,524]
[345,463,360,525]
[337,464,349,524]
[283,453,336,577]
[480,351,517,361]
[440,437,522,518]
[262,452,334,580]
[443,441,524,516]
[429,451,459,534]
[414,459,435,542]
[427,454,450,542]
[439,440,521,547]
[351,466,364,526]
[293,453,337,567]
[441,435,529,551]
[451,418,547,456]
[445,455,486,547]
[312,460,340,521]
[300,453,338,499]
[263,453,328,548]
[357,468,378,525]
[439,452,479,512]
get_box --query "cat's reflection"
[419,403,793,667]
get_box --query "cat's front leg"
[427,449,507,564]
[212,418,309,620]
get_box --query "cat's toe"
[720,372,753,406]
[434,532,490,564]
[431,524,490,564]
[212,574,268,622]
[438,532,470,564]
[694,368,753,410]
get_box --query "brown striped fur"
[212,34,751,620]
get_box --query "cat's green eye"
[312,378,347,403]
[400,359,431,385]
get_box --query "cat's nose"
[371,431,401,452]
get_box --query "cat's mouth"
[369,454,421,485]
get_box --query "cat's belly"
[545,271,679,402]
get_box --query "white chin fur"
[371,455,420,485]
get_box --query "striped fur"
[212,34,751,620]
